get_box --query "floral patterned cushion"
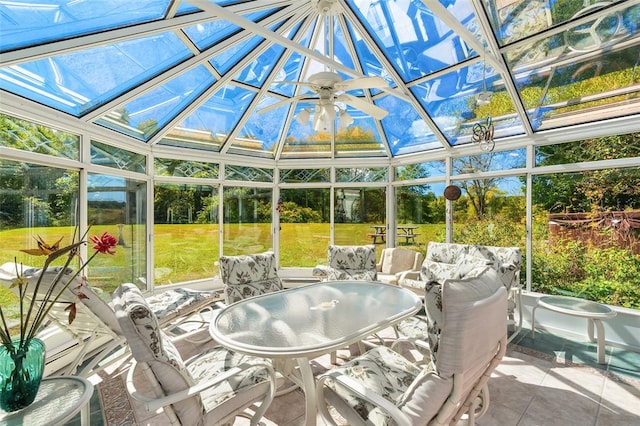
[146,287,220,324]
[326,245,377,281]
[423,265,491,364]
[113,283,199,422]
[186,345,273,412]
[321,346,422,425]
[219,252,283,304]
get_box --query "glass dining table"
[209,280,422,426]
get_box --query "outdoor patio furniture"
[218,251,283,304]
[113,283,278,426]
[398,242,522,343]
[316,266,508,426]
[376,247,423,285]
[313,245,378,282]
[209,280,421,426]
[0,262,220,377]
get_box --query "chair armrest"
[126,358,277,413]
[316,371,413,426]
[312,265,328,278]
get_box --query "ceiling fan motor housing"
[313,0,340,15]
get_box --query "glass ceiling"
[1,0,639,161]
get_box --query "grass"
[1,222,445,302]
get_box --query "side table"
[531,295,617,364]
[0,376,94,425]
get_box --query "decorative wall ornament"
[472,116,495,152]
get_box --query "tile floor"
[78,327,640,426]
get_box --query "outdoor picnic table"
[368,225,386,244]
[397,225,420,244]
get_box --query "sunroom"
[1,0,639,424]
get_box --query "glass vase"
[0,337,46,412]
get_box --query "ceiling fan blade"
[336,94,388,120]
[257,95,317,114]
[335,76,388,91]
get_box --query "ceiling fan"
[259,71,389,131]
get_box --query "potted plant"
[0,228,116,412]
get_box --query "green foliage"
[453,218,525,248]
[531,239,640,308]
[277,202,323,223]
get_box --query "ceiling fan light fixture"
[339,109,353,128]
[295,108,311,125]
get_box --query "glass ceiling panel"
[490,0,628,47]
[346,21,396,90]
[412,61,524,145]
[210,34,267,75]
[159,83,255,152]
[234,33,286,87]
[506,2,640,130]
[229,95,286,159]
[280,103,332,159]
[0,0,169,52]
[0,31,191,116]
[183,10,275,51]
[377,95,441,155]
[268,21,313,97]
[95,65,216,142]
[347,0,479,82]
[334,109,386,158]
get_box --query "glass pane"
[397,181,447,249]
[532,169,640,308]
[0,0,170,52]
[91,140,146,173]
[453,149,526,175]
[411,61,525,145]
[225,165,273,182]
[87,173,147,291]
[0,160,79,324]
[377,95,442,155]
[222,186,272,256]
[335,167,387,183]
[396,161,445,180]
[154,184,218,285]
[154,158,219,178]
[279,188,330,267]
[0,113,79,160]
[159,84,255,152]
[0,32,192,116]
[0,160,78,267]
[535,133,640,166]
[452,176,526,249]
[280,168,330,183]
[347,0,479,81]
[505,3,640,130]
[334,187,386,261]
[95,65,215,141]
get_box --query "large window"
[87,173,146,292]
[279,188,330,268]
[153,183,218,285]
[222,186,272,256]
[396,182,446,248]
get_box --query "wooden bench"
[368,233,386,244]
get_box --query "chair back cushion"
[219,252,283,304]
[326,245,377,281]
[437,270,507,375]
[423,265,497,363]
[396,268,507,425]
[424,242,521,290]
[379,248,423,275]
[113,283,202,424]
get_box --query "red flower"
[90,232,117,255]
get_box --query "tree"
[534,133,640,212]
